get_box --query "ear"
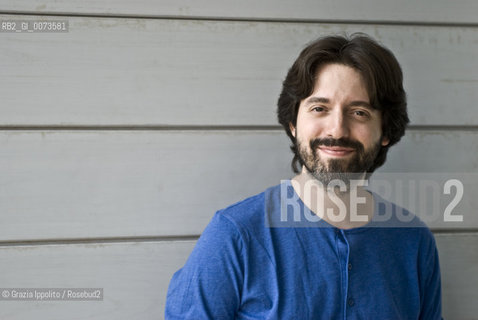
[289,122,296,138]
[381,136,390,146]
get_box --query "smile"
[318,146,355,157]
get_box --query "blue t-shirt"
[165,181,442,319]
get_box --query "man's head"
[277,34,409,182]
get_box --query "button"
[348,263,352,270]
[348,298,355,307]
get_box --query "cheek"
[354,125,382,146]
[296,120,323,141]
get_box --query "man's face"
[290,63,389,186]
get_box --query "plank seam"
[431,229,478,234]
[0,235,200,247]
[0,230,476,247]
[408,125,478,131]
[0,125,478,131]
[0,11,477,28]
[0,125,282,131]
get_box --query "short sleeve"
[165,212,245,319]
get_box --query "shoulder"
[369,192,439,253]
[215,183,282,233]
[371,192,430,229]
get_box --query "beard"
[296,136,381,187]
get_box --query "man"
[165,34,442,319]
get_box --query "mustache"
[309,137,364,152]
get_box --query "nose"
[324,110,349,139]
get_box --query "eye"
[352,109,370,118]
[311,106,326,113]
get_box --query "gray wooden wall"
[0,1,477,319]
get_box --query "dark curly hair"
[277,33,409,173]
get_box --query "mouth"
[318,146,355,157]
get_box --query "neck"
[291,168,375,229]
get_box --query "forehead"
[310,63,370,102]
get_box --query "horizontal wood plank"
[0,0,476,24]
[436,234,478,320]
[0,234,476,319]
[0,130,292,240]
[1,16,477,126]
[0,130,477,241]
[0,240,195,320]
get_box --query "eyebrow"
[305,97,330,104]
[348,100,373,109]
[305,96,373,109]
